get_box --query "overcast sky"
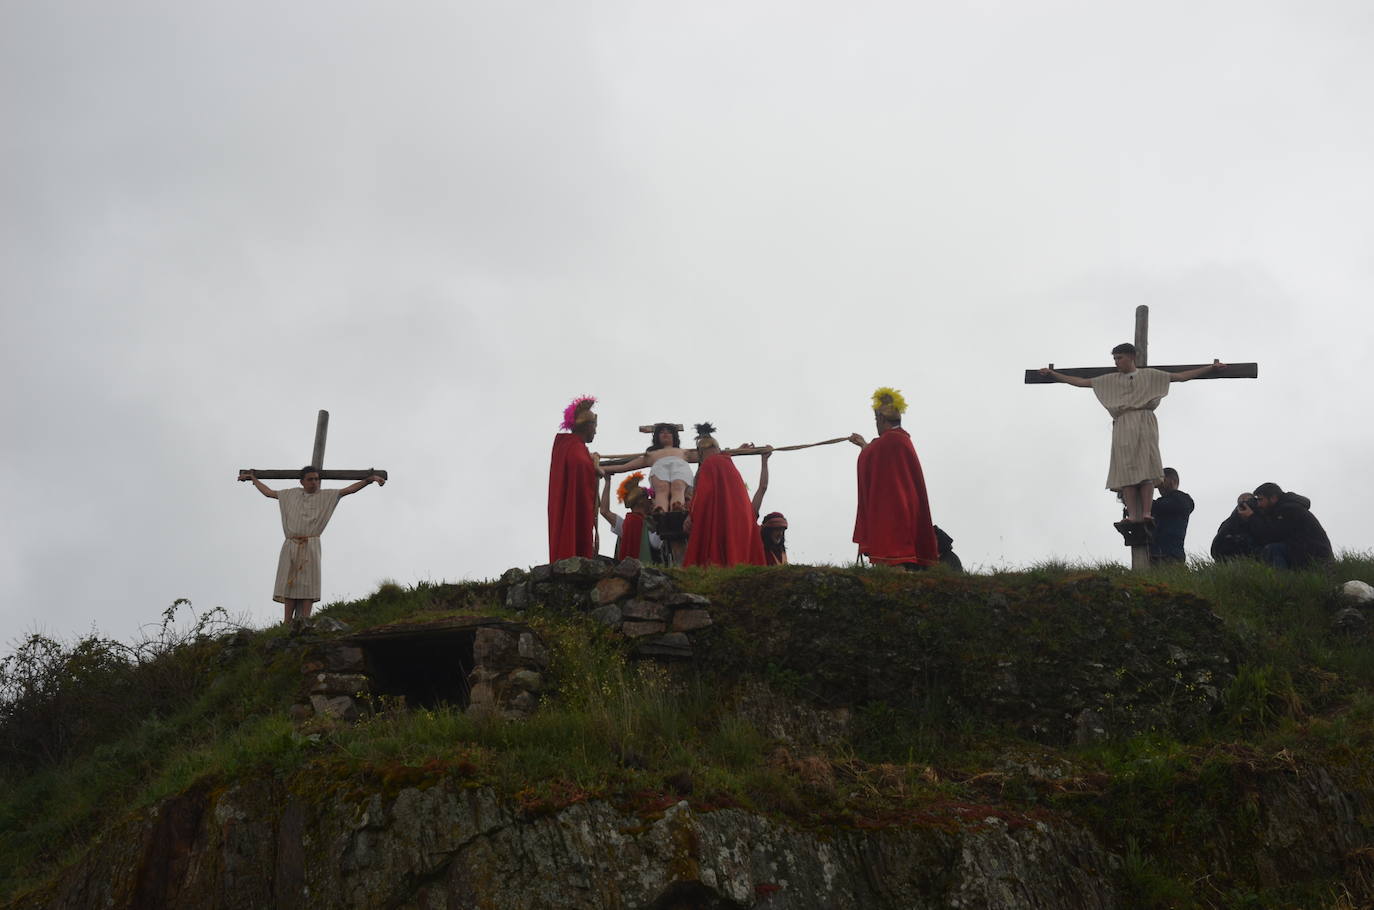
[3,1,1372,643]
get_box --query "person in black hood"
[1242,482,1333,569]
[1211,492,1260,562]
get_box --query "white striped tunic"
[1090,368,1170,491]
[273,488,341,603]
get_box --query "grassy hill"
[2,557,1373,908]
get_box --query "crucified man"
[1039,343,1224,528]
[240,466,385,624]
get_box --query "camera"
[1242,498,1259,510]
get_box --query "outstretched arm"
[338,474,386,497]
[1038,366,1093,388]
[847,433,868,449]
[599,475,618,525]
[1169,359,1227,382]
[602,454,648,475]
[751,447,772,517]
[238,471,279,499]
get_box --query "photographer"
[1240,482,1333,570]
[1211,493,1260,562]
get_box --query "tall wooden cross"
[1025,305,1257,570]
[237,410,389,482]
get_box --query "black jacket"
[1150,489,1194,560]
[1211,509,1258,561]
[1248,492,1333,567]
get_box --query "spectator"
[1150,467,1195,564]
[1211,493,1260,562]
[1243,482,1333,569]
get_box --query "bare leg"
[283,598,313,624]
[652,477,670,512]
[670,480,687,510]
[1138,481,1156,520]
[1120,487,1143,522]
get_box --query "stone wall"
[500,557,716,659]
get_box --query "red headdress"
[560,395,597,431]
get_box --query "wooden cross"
[237,410,388,481]
[1025,305,1257,570]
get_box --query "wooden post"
[311,410,329,471]
[1134,305,1149,368]
[1130,307,1151,570]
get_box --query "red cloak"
[853,427,939,566]
[683,455,766,568]
[617,512,645,560]
[548,433,597,562]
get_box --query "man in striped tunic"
[1040,344,1223,531]
[239,466,386,624]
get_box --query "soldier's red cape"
[617,512,645,560]
[548,433,597,562]
[853,427,939,566]
[683,455,766,567]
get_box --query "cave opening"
[356,629,476,710]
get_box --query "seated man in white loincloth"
[602,423,698,512]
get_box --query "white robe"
[1090,368,1170,490]
[273,488,341,602]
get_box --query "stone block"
[505,583,531,611]
[288,703,313,723]
[517,632,550,665]
[1341,580,1374,604]
[500,567,529,587]
[589,604,623,627]
[473,627,518,666]
[323,645,367,673]
[634,633,693,659]
[309,673,370,697]
[1333,607,1368,635]
[622,599,667,622]
[510,669,544,691]
[531,583,589,612]
[467,681,497,714]
[530,564,553,584]
[638,569,674,598]
[308,617,350,634]
[507,691,538,714]
[310,695,359,723]
[670,609,713,633]
[665,593,711,607]
[591,577,633,605]
[553,557,606,580]
[614,557,643,579]
[622,621,667,638]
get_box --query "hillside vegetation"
[2,557,1373,908]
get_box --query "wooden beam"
[240,469,388,481]
[637,423,684,433]
[1023,363,1258,384]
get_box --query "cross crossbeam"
[238,410,389,481]
[1024,363,1258,384]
